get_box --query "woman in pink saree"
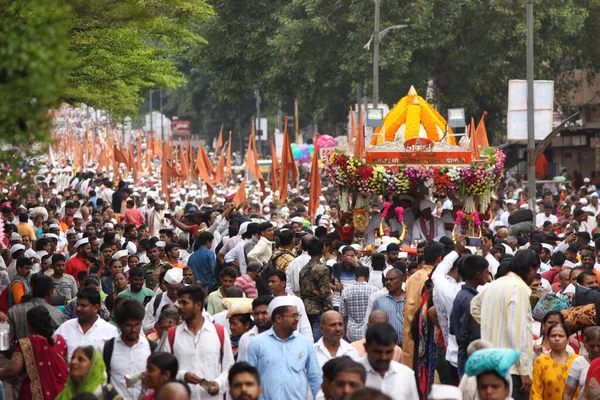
[0,306,68,399]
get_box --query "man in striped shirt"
[470,248,538,400]
[234,261,259,299]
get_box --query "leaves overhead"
[179,0,598,141]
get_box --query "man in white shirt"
[247,222,274,266]
[412,199,445,242]
[237,295,273,361]
[361,323,419,400]
[501,200,517,227]
[158,284,234,399]
[314,310,360,367]
[142,268,183,333]
[286,234,313,296]
[267,269,313,339]
[107,298,154,400]
[55,287,118,360]
[536,202,558,228]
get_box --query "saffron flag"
[200,144,215,175]
[226,131,232,183]
[472,111,489,160]
[279,116,298,204]
[308,134,322,219]
[270,137,280,193]
[114,145,129,167]
[354,108,364,159]
[195,144,215,199]
[233,177,247,206]
[213,143,227,186]
[215,125,224,153]
[536,153,548,179]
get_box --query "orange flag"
[473,111,489,160]
[154,136,163,159]
[233,177,247,206]
[215,125,224,153]
[213,143,227,186]
[469,117,479,159]
[354,108,365,159]
[270,137,280,193]
[536,153,548,179]
[308,134,322,219]
[247,124,266,195]
[161,143,182,203]
[349,107,356,147]
[114,145,129,167]
[279,116,298,204]
[226,132,232,183]
[129,143,138,183]
[200,145,216,175]
[179,139,189,179]
[195,144,215,199]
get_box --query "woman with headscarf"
[0,306,68,399]
[56,346,121,400]
[465,347,520,400]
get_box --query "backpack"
[103,337,158,382]
[0,276,30,314]
[152,293,164,317]
[168,323,225,360]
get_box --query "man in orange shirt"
[65,238,91,279]
[9,257,32,306]
[165,243,186,269]
[16,213,36,243]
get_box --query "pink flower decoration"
[395,206,404,223]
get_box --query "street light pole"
[373,0,380,108]
[526,0,536,210]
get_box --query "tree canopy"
[170,0,598,142]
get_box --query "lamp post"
[366,1,407,108]
[526,0,536,210]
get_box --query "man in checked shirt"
[340,266,379,342]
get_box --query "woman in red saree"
[0,305,68,399]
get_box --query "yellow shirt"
[531,353,578,400]
[16,222,36,241]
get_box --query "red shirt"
[65,255,87,279]
[124,208,146,228]
[234,274,258,298]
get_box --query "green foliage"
[65,0,214,119]
[0,0,71,172]
[162,0,600,142]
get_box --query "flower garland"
[325,149,505,200]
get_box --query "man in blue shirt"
[188,231,216,288]
[449,254,489,376]
[244,296,322,400]
[372,268,405,346]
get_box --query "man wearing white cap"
[65,238,91,278]
[148,199,166,238]
[501,199,518,227]
[244,296,322,400]
[412,199,445,242]
[142,268,184,333]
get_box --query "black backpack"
[103,337,158,382]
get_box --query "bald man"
[350,310,403,363]
[157,382,191,400]
[314,310,360,367]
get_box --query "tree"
[0,0,71,178]
[64,0,214,119]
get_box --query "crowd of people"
[4,152,600,400]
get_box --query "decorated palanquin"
[325,86,505,239]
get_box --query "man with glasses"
[244,296,322,400]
